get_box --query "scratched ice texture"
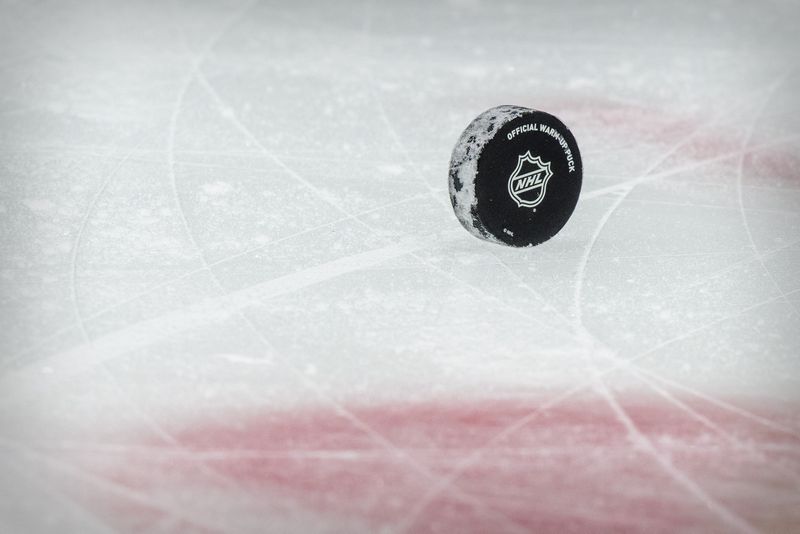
[1,0,799,533]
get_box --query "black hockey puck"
[449,105,582,247]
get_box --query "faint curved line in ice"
[573,88,790,325]
[62,138,215,484]
[3,0,248,367]
[572,188,627,326]
[69,142,143,341]
[166,0,259,265]
[736,76,786,257]
[735,71,799,318]
[594,379,759,534]
[1,194,427,370]
[47,3,266,517]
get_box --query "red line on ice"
[77,392,800,533]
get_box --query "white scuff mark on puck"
[449,105,526,244]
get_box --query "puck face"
[449,106,582,247]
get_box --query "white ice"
[1,0,799,532]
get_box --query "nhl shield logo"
[507,151,554,208]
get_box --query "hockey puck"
[449,105,582,247]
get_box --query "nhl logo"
[507,151,554,208]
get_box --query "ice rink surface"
[1,0,799,532]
